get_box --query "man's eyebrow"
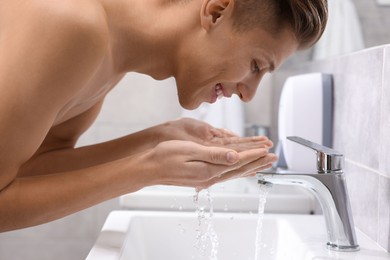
[258,50,275,72]
[263,53,275,72]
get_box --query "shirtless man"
[0,0,327,231]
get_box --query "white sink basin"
[119,178,317,214]
[87,211,390,260]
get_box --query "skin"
[0,0,298,231]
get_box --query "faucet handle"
[287,136,344,173]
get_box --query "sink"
[87,211,390,260]
[119,178,317,214]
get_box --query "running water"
[254,184,271,260]
[193,189,219,260]
[192,185,270,260]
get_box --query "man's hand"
[157,117,273,152]
[142,140,277,190]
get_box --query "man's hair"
[232,0,328,49]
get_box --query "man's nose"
[237,75,263,102]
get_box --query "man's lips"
[211,83,237,103]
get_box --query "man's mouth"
[215,83,224,99]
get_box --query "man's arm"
[19,117,274,176]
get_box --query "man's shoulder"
[39,0,108,37]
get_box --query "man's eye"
[252,60,260,73]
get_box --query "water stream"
[193,189,219,260]
[254,184,271,260]
[192,184,270,260]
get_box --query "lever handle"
[287,136,342,155]
[287,136,344,173]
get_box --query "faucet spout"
[258,136,359,252]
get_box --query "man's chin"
[179,99,202,110]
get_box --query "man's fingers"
[187,145,270,178]
[206,154,277,185]
[202,148,273,178]
[179,141,275,187]
[210,127,238,138]
[188,144,240,165]
[235,148,270,167]
[209,135,274,151]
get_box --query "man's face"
[174,23,299,110]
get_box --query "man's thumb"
[226,151,239,163]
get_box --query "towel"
[312,0,365,60]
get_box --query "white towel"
[181,95,245,137]
[312,0,365,60]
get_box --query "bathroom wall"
[272,44,390,251]
[266,1,390,250]
[354,0,390,47]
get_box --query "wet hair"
[231,0,328,49]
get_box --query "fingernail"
[227,151,238,163]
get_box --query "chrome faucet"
[257,136,359,252]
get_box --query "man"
[0,0,327,231]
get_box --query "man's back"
[0,0,122,163]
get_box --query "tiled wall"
[354,0,390,47]
[268,3,390,251]
[331,46,390,252]
[273,45,390,251]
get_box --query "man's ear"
[200,0,234,31]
